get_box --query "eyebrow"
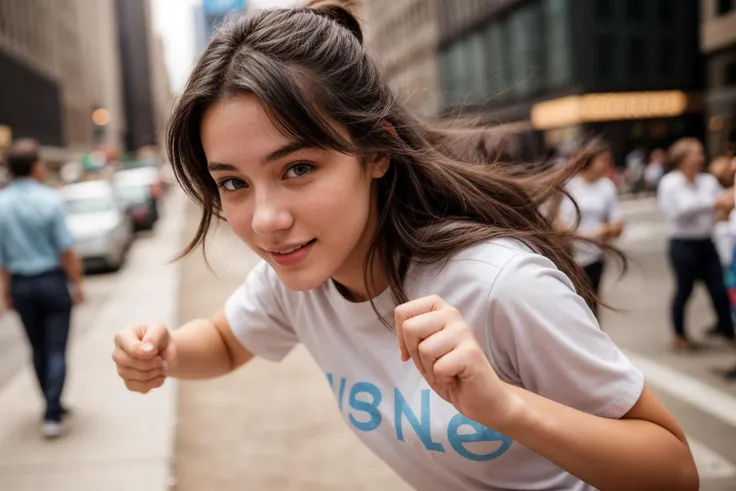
[207,142,312,173]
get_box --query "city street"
[2,193,736,490]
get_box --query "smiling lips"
[266,239,316,266]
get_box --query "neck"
[681,169,697,182]
[578,170,599,183]
[332,253,388,302]
[330,196,389,303]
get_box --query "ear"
[367,153,390,179]
[366,119,397,179]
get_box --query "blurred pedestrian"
[558,140,624,318]
[644,148,666,192]
[658,138,735,352]
[625,147,646,194]
[708,156,736,268]
[111,3,697,490]
[0,139,85,438]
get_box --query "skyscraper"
[203,0,247,40]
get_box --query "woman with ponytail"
[111,2,697,489]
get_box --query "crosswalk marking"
[625,351,736,429]
[624,351,736,481]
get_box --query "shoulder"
[409,238,567,301]
[244,259,286,293]
[599,177,618,195]
[658,171,682,190]
[698,173,720,187]
[564,176,583,193]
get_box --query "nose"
[251,193,293,236]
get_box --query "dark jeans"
[10,269,72,422]
[668,238,734,340]
[582,259,605,318]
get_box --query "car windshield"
[116,184,150,205]
[65,196,115,215]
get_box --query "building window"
[658,39,674,76]
[625,0,644,21]
[727,60,736,86]
[594,0,611,20]
[628,37,646,76]
[485,22,508,97]
[545,0,572,87]
[718,0,734,15]
[657,0,673,23]
[596,34,614,78]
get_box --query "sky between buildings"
[151,0,299,92]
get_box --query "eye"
[217,178,247,192]
[283,162,316,179]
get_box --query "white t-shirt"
[225,239,644,491]
[657,171,721,239]
[561,177,621,267]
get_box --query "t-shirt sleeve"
[224,260,300,362]
[486,252,644,419]
[50,203,75,252]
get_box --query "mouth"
[266,239,317,255]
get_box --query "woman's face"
[680,143,705,174]
[588,150,613,179]
[201,95,389,292]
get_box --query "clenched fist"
[395,295,519,427]
[112,322,178,394]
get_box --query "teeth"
[277,244,304,254]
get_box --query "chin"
[268,262,333,292]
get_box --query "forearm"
[0,269,10,300]
[493,385,697,491]
[671,195,715,219]
[168,318,238,379]
[60,250,83,285]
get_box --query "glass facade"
[439,0,571,110]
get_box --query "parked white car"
[61,180,134,271]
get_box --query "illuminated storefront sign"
[530,91,691,130]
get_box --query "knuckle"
[444,305,461,320]
[417,342,433,358]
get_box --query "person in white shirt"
[559,141,624,317]
[658,138,735,352]
[111,3,697,490]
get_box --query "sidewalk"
[0,190,186,491]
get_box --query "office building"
[701,0,736,156]
[363,0,442,119]
[366,0,705,163]
[0,0,125,157]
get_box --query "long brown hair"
[168,0,620,320]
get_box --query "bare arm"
[167,308,254,379]
[60,249,82,285]
[494,385,697,491]
[60,249,84,303]
[0,268,11,310]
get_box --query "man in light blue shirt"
[0,139,85,438]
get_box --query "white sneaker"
[42,421,63,439]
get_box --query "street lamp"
[92,108,110,127]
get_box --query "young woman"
[112,3,697,490]
[658,138,736,352]
[558,142,624,317]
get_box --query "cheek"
[303,181,371,229]
[221,200,255,243]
